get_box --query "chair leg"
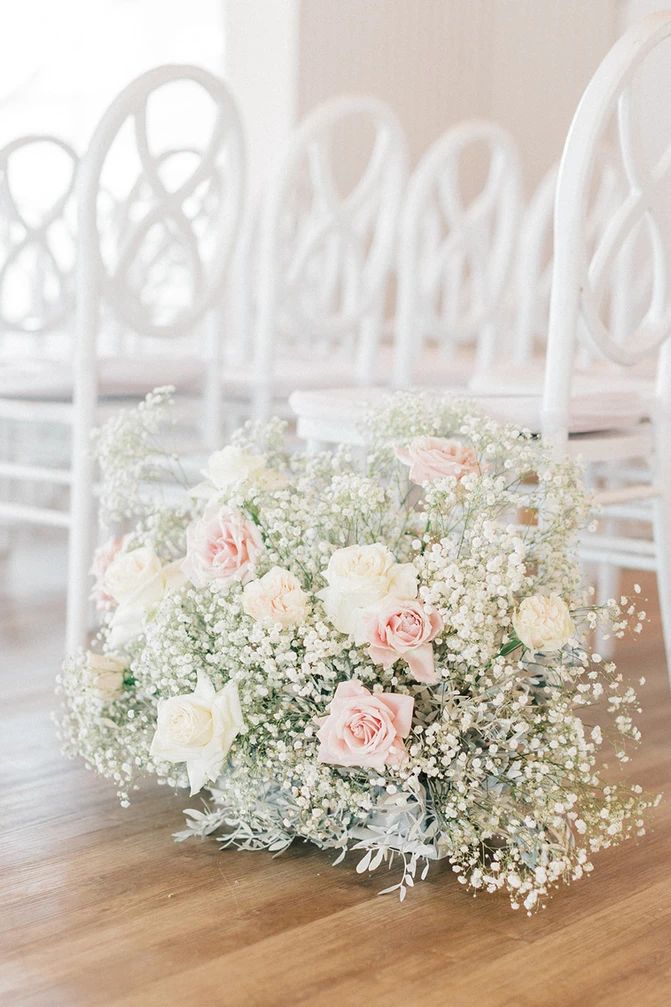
[252,383,271,423]
[202,308,224,451]
[66,377,97,655]
[652,406,671,684]
[0,418,12,556]
[653,488,671,684]
[595,559,619,659]
[66,469,95,655]
[595,462,620,659]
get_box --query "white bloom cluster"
[57,391,658,910]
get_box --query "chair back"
[543,13,671,444]
[253,95,406,386]
[516,148,650,367]
[67,65,245,652]
[394,120,521,385]
[77,64,245,348]
[0,135,77,352]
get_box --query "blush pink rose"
[183,506,263,588]
[394,436,479,485]
[317,679,414,771]
[357,598,443,684]
[90,536,125,610]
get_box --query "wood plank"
[1,544,669,1006]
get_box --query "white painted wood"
[394,120,521,387]
[0,135,77,342]
[66,63,246,651]
[543,14,671,445]
[245,95,406,419]
[0,500,71,528]
[542,12,671,672]
[0,461,71,484]
[514,148,632,368]
[289,13,671,674]
[0,66,248,652]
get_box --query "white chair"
[0,136,78,526]
[542,11,671,671]
[0,66,245,652]
[394,120,521,388]
[0,135,78,358]
[290,13,671,674]
[472,146,654,394]
[227,95,407,420]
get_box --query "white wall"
[297,0,621,194]
[223,0,300,201]
[223,1,652,198]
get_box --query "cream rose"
[512,594,575,653]
[183,505,263,589]
[242,567,308,627]
[84,651,126,701]
[190,445,268,499]
[107,560,186,649]
[102,546,163,605]
[90,536,126,610]
[317,544,418,636]
[150,672,245,795]
[394,436,480,485]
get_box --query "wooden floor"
[2,539,671,1007]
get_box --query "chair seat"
[289,385,651,449]
[469,361,655,398]
[381,345,477,387]
[222,353,369,397]
[0,356,204,402]
[222,345,477,399]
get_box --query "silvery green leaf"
[356,850,373,873]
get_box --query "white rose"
[242,567,308,627]
[512,594,575,653]
[190,446,269,500]
[84,651,126,701]
[102,546,163,605]
[107,559,186,649]
[150,672,245,795]
[317,544,418,636]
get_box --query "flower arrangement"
[58,389,657,911]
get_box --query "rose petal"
[404,644,440,685]
[380,692,414,737]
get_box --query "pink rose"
[90,536,125,610]
[357,598,443,684]
[317,680,414,771]
[394,436,479,485]
[183,506,263,588]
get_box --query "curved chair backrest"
[543,13,671,444]
[515,147,639,366]
[0,135,78,339]
[394,120,521,385]
[77,64,245,343]
[67,65,245,653]
[253,95,407,383]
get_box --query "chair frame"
[0,65,246,653]
[66,63,245,651]
[248,94,406,417]
[394,120,521,386]
[0,135,78,341]
[541,12,671,672]
[288,14,671,675]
